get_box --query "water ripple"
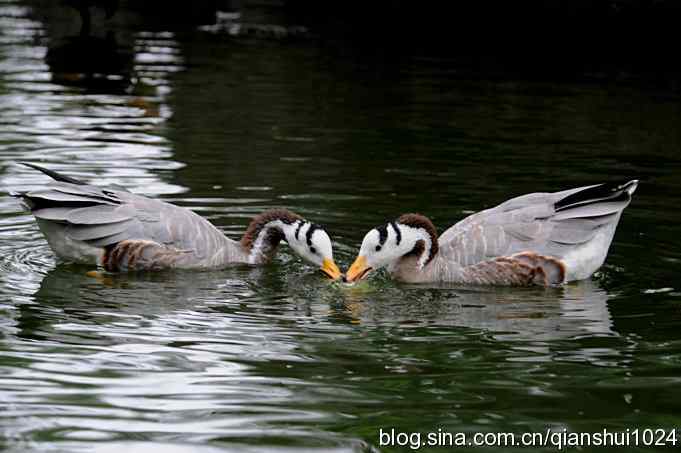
[2,0,681,450]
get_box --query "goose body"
[15,163,341,278]
[346,180,638,286]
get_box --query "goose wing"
[438,181,638,266]
[17,164,234,262]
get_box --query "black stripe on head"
[389,221,401,245]
[306,223,320,246]
[295,220,304,240]
[376,224,389,246]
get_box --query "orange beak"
[321,258,342,280]
[345,255,373,283]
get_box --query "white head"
[242,209,341,280]
[282,221,336,269]
[345,214,438,282]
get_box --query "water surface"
[2,0,681,451]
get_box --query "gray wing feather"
[33,207,74,221]
[552,201,628,220]
[66,220,135,241]
[20,165,238,266]
[548,216,618,245]
[88,231,140,247]
[50,182,120,201]
[25,190,117,205]
[494,184,599,212]
[65,205,134,225]
[439,181,636,265]
[504,221,542,242]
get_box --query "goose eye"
[310,247,317,254]
[375,245,382,252]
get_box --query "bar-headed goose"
[345,180,638,286]
[15,163,341,279]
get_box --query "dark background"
[25,0,681,88]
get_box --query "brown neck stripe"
[241,208,303,250]
[396,213,439,264]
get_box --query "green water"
[2,1,681,452]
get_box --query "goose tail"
[553,180,638,220]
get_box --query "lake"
[2,0,681,451]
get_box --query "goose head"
[241,208,341,280]
[345,213,438,283]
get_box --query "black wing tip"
[20,162,87,185]
[20,162,48,173]
[600,179,639,197]
[622,179,639,195]
[593,179,639,192]
[555,179,639,211]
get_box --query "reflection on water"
[338,279,616,341]
[0,1,183,196]
[2,0,681,451]
[0,266,628,451]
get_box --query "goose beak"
[345,255,372,283]
[321,258,342,280]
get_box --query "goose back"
[436,181,638,281]
[20,179,240,267]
